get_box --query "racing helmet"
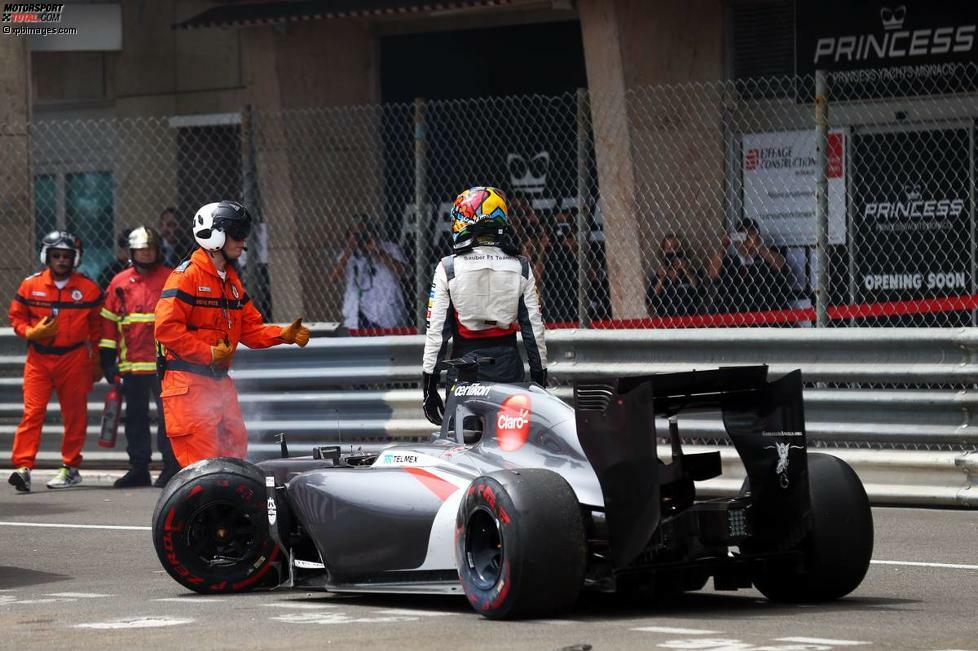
[128,225,162,267]
[451,186,509,251]
[192,200,252,252]
[39,230,83,268]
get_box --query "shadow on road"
[0,565,71,589]
[244,588,920,620]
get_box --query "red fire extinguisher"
[99,286,127,449]
[98,376,123,448]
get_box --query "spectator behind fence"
[646,234,702,318]
[329,217,409,330]
[97,228,132,290]
[540,208,580,325]
[706,218,792,315]
[8,231,103,492]
[158,207,193,268]
[99,226,179,488]
[508,193,546,279]
[155,201,310,468]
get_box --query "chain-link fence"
[3,63,978,331]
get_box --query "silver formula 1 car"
[152,361,874,619]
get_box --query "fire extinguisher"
[98,376,123,448]
[99,285,127,448]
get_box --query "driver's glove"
[531,369,548,387]
[422,372,444,425]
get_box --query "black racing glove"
[99,348,119,384]
[531,369,548,387]
[422,372,444,425]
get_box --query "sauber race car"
[152,361,874,619]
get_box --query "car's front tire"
[455,469,587,619]
[152,457,283,594]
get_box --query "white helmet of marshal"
[192,200,251,252]
[39,230,83,268]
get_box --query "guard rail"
[0,328,974,506]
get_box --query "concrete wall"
[0,37,34,298]
[579,0,725,319]
[243,20,381,322]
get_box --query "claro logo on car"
[496,394,531,452]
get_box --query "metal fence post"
[814,70,830,328]
[576,88,591,329]
[240,105,261,312]
[414,98,428,332]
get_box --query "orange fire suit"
[100,265,173,374]
[9,269,103,469]
[155,248,286,467]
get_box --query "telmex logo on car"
[374,452,441,467]
[496,394,531,452]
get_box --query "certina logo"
[813,6,976,65]
[496,394,530,452]
[266,496,277,526]
[454,384,492,397]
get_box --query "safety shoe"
[8,466,31,493]
[153,464,180,488]
[114,466,151,488]
[46,465,82,489]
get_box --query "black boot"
[114,466,151,488]
[153,463,180,488]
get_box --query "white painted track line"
[632,626,721,634]
[0,521,150,531]
[776,637,871,645]
[871,559,978,571]
[46,592,113,598]
[76,617,194,629]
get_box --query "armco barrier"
[0,328,976,506]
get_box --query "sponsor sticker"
[266,496,277,526]
[496,394,531,452]
[198,286,211,292]
[372,452,441,467]
[453,384,491,397]
[70,289,82,302]
[31,290,46,297]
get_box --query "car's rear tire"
[455,469,586,619]
[152,457,283,594]
[752,453,873,602]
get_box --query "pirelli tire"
[455,469,587,620]
[752,453,874,602]
[152,457,284,594]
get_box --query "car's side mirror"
[462,415,483,444]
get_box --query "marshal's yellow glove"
[25,316,59,341]
[280,318,311,347]
[211,341,233,368]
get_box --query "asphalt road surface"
[1,469,976,651]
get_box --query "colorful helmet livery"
[451,186,508,246]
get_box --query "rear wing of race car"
[574,365,809,569]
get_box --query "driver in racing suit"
[421,186,547,425]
